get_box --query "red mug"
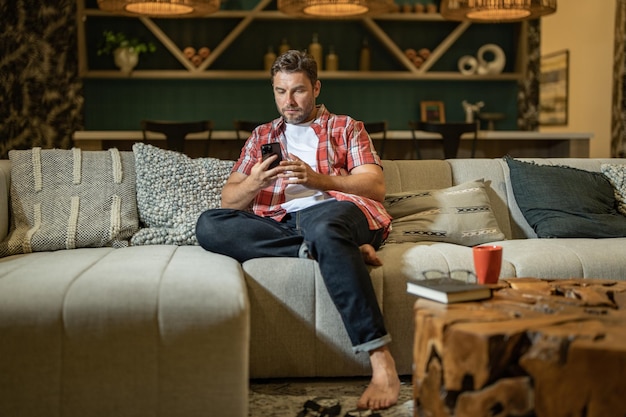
[473,245,503,284]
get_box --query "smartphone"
[261,143,283,169]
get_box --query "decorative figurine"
[462,100,485,123]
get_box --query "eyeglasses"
[422,269,477,284]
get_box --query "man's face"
[272,71,321,124]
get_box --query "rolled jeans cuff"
[298,242,311,259]
[352,333,392,354]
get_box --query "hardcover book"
[407,277,492,304]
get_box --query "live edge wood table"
[412,278,626,417]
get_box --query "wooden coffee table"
[412,277,626,417]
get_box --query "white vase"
[113,47,139,74]
[476,44,506,75]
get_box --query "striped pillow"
[0,147,138,256]
[384,180,505,246]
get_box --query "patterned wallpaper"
[613,0,626,157]
[517,20,541,131]
[0,0,83,159]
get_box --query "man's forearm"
[220,179,259,210]
[312,172,386,202]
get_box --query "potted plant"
[97,30,156,73]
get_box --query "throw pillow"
[384,180,505,246]
[0,147,138,256]
[601,163,626,216]
[505,157,626,238]
[131,143,234,246]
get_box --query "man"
[195,50,400,410]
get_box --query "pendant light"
[278,0,396,18]
[441,0,557,22]
[97,0,220,17]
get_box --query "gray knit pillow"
[0,148,138,256]
[601,163,626,216]
[131,143,234,245]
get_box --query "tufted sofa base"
[0,245,249,417]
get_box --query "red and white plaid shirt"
[232,105,392,235]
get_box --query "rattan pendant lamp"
[441,0,557,22]
[278,0,396,18]
[97,0,220,17]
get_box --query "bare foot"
[357,346,400,410]
[360,244,382,266]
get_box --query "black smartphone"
[261,143,282,169]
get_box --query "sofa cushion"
[0,245,249,416]
[602,163,626,216]
[506,157,626,238]
[495,237,626,279]
[384,180,505,246]
[131,143,234,245]
[0,148,138,256]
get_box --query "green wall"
[82,0,521,132]
[83,78,519,131]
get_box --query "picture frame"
[420,101,446,123]
[539,50,569,126]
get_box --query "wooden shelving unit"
[76,0,527,81]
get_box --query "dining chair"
[363,121,388,159]
[409,121,479,159]
[233,120,263,141]
[140,119,213,155]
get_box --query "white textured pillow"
[384,180,505,246]
[0,148,138,256]
[601,164,626,216]
[131,143,234,245]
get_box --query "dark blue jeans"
[195,200,390,353]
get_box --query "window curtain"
[0,0,83,158]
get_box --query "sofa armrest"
[0,160,10,241]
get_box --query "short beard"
[281,103,314,125]
[282,114,307,124]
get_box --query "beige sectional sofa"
[1,153,625,417]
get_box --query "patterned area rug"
[249,377,414,417]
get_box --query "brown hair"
[270,49,318,86]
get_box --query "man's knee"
[196,209,231,250]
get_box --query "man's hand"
[278,154,386,202]
[278,155,320,187]
[251,154,283,188]
[221,154,284,209]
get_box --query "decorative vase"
[278,38,290,55]
[476,44,506,75]
[325,46,338,71]
[264,46,276,71]
[113,47,139,74]
[458,55,478,75]
[308,33,322,71]
[359,38,370,71]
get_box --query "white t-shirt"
[281,122,335,213]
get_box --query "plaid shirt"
[232,105,392,235]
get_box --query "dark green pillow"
[505,157,626,238]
